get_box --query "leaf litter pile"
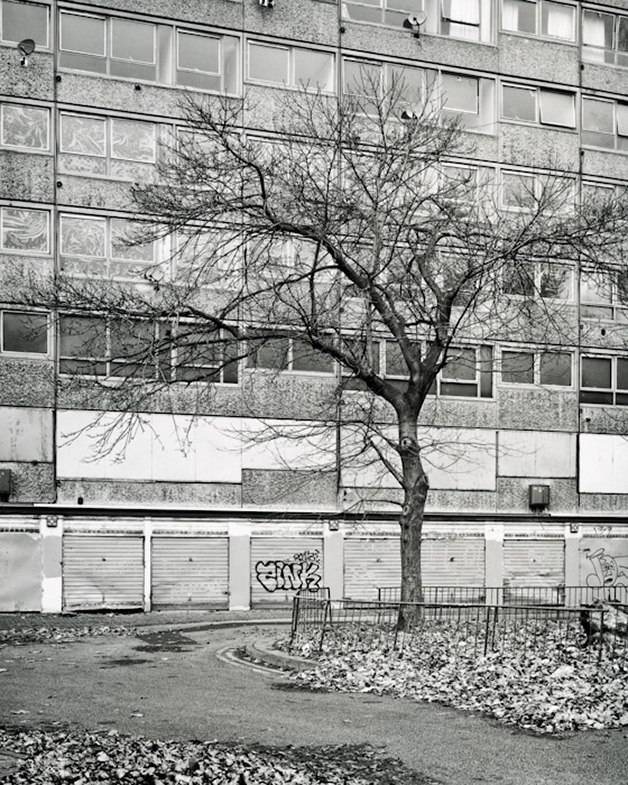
[0,728,431,785]
[284,623,628,734]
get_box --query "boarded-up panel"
[503,539,564,602]
[63,535,143,610]
[251,537,323,605]
[0,531,42,611]
[152,537,229,608]
[422,538,485,587]
[344,538,400,600]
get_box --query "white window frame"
[583,8,628,67]
[499,347,573,387]
[580,354,628,406]
[580,268,628,321]
[247,41,335,93]
[501,0,576,42]
[582,96,628,152]
[0,0,50,48]
[502,83,576,128]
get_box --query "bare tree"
[29,76,628,610]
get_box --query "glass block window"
[59,113,156,180]
[0,103,49,150]
[59,215,156,278]
[0,206,50,253]
[0,0,49,46]
[1,310,48,354]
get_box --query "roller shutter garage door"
[503,539,564,603]
[422,538,485,588]
[63,535,144,610]
[251,537,323,606]
[151,537,229,608]
[344,538,400,600]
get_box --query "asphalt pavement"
[1,612,627,784]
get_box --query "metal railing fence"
[377,585,628,607]
[290,594,628,663]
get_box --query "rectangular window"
[1,311,48,355]
[1,0,49,46]
[442,73,494,132]
[501,349,571,386]
[177,31,239,93]
[440,345,493,398]
[342,0,425,28]
[0,103,49,151]
[580,356,628,406]
[583,9,628,67]
[59,315,108,376]
[248,42,334,92]
[503,259,573,298]
[441,0,480,40]
[502,0,575,42]
[582,97,628,152]
[580,269,628,320]
[59,12,239,92]
[0,206,50,253]
[59,113,156,180]
[343,59,428,110]
[502,84,575,128]
[248,334,333,375]
[60,215,156,279]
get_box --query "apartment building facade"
[2,0,628,612]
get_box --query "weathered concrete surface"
[1,624,627,785]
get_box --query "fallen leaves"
[0,626,134,646]
[286,621,628,734]
[0,729,432,785]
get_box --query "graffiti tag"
[255,550,321,593]
[585,548,628,588]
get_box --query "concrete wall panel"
[498,430,575,478]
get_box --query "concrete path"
[1,623,627,784]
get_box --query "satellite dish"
[403,12,428,37]
[17,39,35,57]
[415,11,428,26]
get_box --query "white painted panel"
[498,431,575,478]
[0,407,52,461]
[341,427,496,490]
[241,419,336,472]
[57,411,243,483]
[580,434,628,493]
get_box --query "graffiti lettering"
[255,550,321,593]
[586,548,628,588]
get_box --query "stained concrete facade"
[2,0,628,610]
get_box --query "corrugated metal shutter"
[251,537,323,606]
[151,537,229,608]
[63,535,144,610]
[503,539,564,602]
[422,538,484,587]
[344,538,400,600]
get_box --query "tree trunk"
[397,414,429,629]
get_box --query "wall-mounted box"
[529,484,550,510]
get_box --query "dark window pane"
[60,315,106,358]
[440,382,478,397]
[502,351,534,384]
[2,311,47,353]
[503,263,534,296]
[292,343,333,373]
[540,352,571,386]
[580,390,613,405]
[480,345,493,398]
[442,348,476,381]
[250,337,290,370]
[385,341,408,377]
[582,357,611,389]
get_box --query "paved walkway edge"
[246,638,317,672]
